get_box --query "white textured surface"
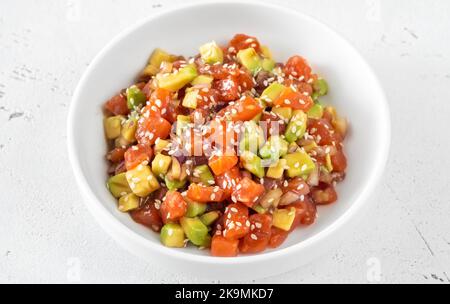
[0,0,449,284]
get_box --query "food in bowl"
[102,34,348,257]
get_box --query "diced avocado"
[283,151,316,178]
[272,207,296,231]
[313,78,328,96]
[307,103,324,119]
[252,204,268,214]
[259,136,288,160]
[141,64,159,78]
[151,153,172,178]
[176,115,191,137]
[180,217,211,247]
[126,165,160,197]
[200,211,220,226]
[182,89,198,109]
[121,116,138,143]
[325,153,333,172]
[191,75,214,86]
[160,223,185,248]
[158,65,198,92]
[149,48,176,70]
[285,110,307,143]
[240,151,265,178]
[260,83,285,104]
[104,115,124,139]
[266,159,287,179]
[193,165,214,185]
[237,48,262,75]
[126,85,146,110]
[238,121,264,154]
[288,142,300,153]
[107,172,132,198]
[199,41,224,64]
[185,199,207,217]
[118,193,140,212]
[154,138,170,154]
[262,58,275,72]
[272,107,293,122]
[164,175,186,190]
[260,45,273,59]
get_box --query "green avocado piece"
[176,115,191,137]
[307,103,324,119]
[259,135,288,160]
[180,217,211,247]
[272,107,293,122]
[284,110,307,143]
[200,211,220,226]
[164,175,186,191]
[199,41,224,64]
[160,223,186,248]
[158,65,198,92]
[313,78,329,96]
[182,90,199,109]
[104,115,124,139]
[240,151,265,178]
[185,199,207,217]
[107,172,132,198]
[260,83,285,104]
[191,75,214,86]
[237,48,262,75]
[262,58,275,72]
[283,151,316,178]
[118,193,140,212]
[193,165,215,186]
[126,85,146,110]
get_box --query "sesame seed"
[250,234,258,240]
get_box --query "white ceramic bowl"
[68,1,390,280]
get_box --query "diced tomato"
[196,88,221,109]
[106,147,126,163]
[208,153,238,176]
[283,55,312,80]
[229,34,261,54]
[268,227,289,248]
[186,184,226,203]
[307,118,342,146]
[231,177,265,208]
[290,197,317,227]
[331,150,347,173]
[284,79,314,96]
[223,203,250,240]
[130,202,163,232]
[124,144,154,170]
[160,191,187,223]
[273,87,313,111]
[214,77,239,101]
[105,94,129,116]
[217,96,263,122]
[214,166,242,198]
[281,177,310,196]
[136,115,172,145]
[239,214,272,253]
[311,185,338,205]
[211,235,239,257]
[237,71,254,91]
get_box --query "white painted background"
[1,0,449,284]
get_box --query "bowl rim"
[67,0,391,265]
